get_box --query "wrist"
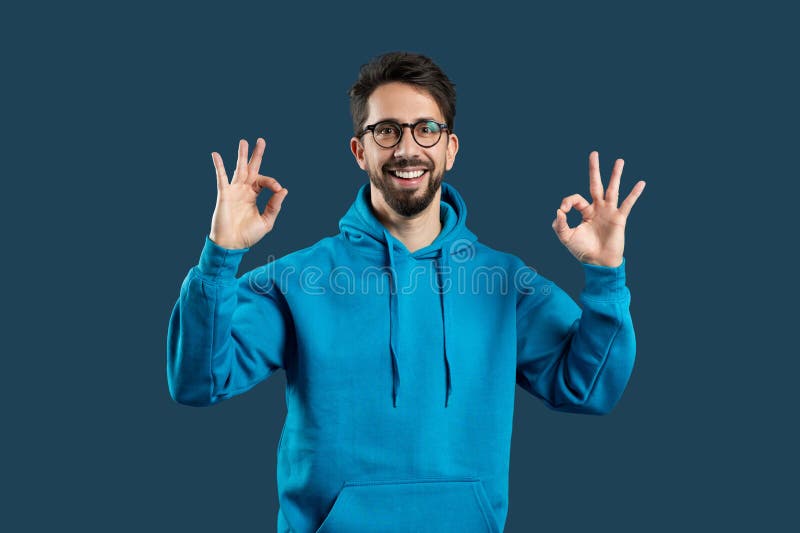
[208,233,248,251]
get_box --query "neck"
[369,185,443,253]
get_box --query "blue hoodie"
[166,181,636,533]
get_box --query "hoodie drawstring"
[439,250,453,408]
[384,229,401,408]
[383,229,453,408]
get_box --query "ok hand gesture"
[209,138,288,250]
[551,151,645,268]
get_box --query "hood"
[338,181,478,408]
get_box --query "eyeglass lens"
[373,120,443,148]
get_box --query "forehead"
[366,82,443,123]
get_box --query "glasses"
[358,119,449,148]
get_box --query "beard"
[368,162,444,217]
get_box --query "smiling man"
[167,51,645,533]
[351,79,458,255]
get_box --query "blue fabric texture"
[166,181,636,533]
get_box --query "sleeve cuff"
[197,235,250,281]
[580,256,628,301]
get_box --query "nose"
[392,125,422,158]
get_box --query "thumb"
[552,209,570,237]
[262,187,288,220]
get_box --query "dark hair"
[348,51,457,138]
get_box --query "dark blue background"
[5,2,796,531]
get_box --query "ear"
[350,137,367,171]
[445,132,459,171]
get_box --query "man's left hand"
[552,151,646,268]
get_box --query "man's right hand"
[209,138,288,250]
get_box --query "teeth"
[393,170,425,179]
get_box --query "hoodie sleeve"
[515,257,636,415]
[166,236,294,407]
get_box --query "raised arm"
[516,260,635,415]
[166,138,293,406]
[516,151,644,414]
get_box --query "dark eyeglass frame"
[358,119,450,148]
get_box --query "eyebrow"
[375,117,442,123]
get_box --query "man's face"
[350,82,459,217]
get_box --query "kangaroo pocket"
[315,478,499,533]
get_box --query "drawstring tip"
[391,349,400,408]
[444,351,452,408]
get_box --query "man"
[167,51,645,533]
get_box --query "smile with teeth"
[389,169,427,179]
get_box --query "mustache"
[385,159,431,171]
